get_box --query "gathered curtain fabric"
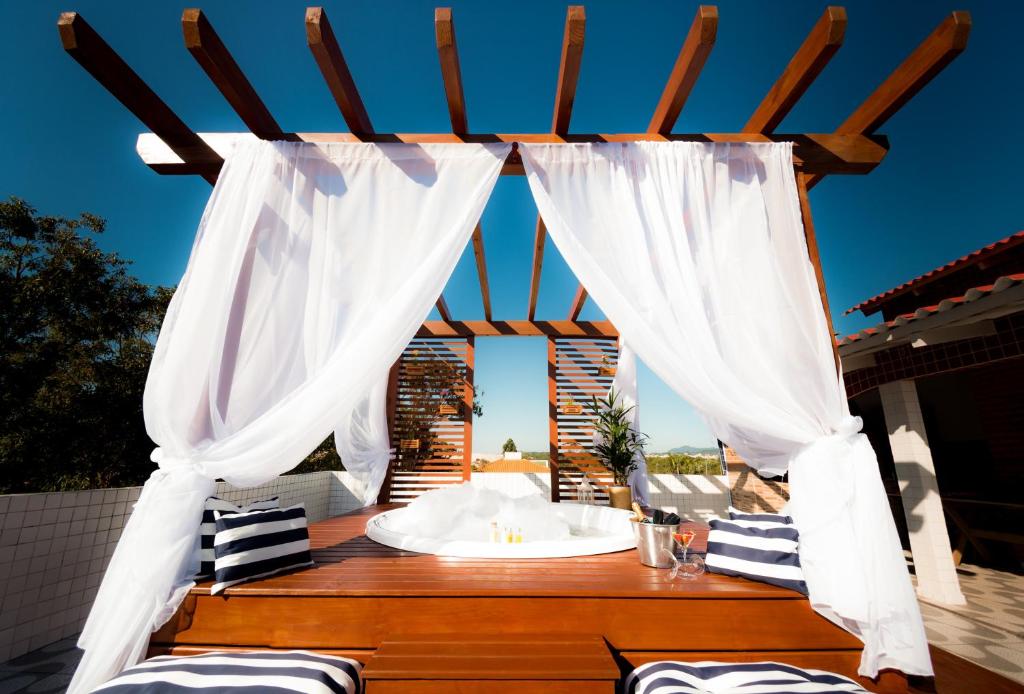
[68,140,511,694]
[520,141,929,677]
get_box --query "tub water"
[365,483,637,558]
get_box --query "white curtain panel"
[520,141,929,677]
[69,140,511,694]
[606,342,651,505]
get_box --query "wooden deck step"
[362,633,620,693]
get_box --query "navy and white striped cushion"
[727,505,793,524]
[197,496,279,579]
[705,518,808,594]
[211,504,313,595]
[91,650,361,693]
[625,661,867,694]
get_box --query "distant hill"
[666,445,720,456]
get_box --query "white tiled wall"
[0,470,728,664]
[0,471,344,663]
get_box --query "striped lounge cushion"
[727,505,793,524]
[91,650,361,693]
[211,504,313,595]
[197,496,279,579]
[705,518,808,594]
[625,661,867,694]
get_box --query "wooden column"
[462,336,475,480]
[796,171,840,374]
[547,336,561,502]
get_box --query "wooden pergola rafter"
[57,5,970,333]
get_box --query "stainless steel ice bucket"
[632,519,678,568]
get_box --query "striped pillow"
[624,660,867,694]
[728,505,793,524]
[211,504,313,595]
[705,518,808,594]
[91,650,361,693]
[196,496,279,579]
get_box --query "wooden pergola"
[58,5,971,502]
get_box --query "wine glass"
[668,528,705,581]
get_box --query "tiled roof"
[844,231,1024,316]
[838,273,1024,347]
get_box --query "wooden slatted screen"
[382,337,474,503]
[548,337,619,503]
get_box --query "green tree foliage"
[0,197,173,493]
[645,453,721,475]
[502,438,517,453]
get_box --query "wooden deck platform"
[151,504,907,692]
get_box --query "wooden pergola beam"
[469,224,492,320]
[305,7,374,136]
[808,10,971,188]
[552,6,586,135]
[567,285,588,321]
[744,6,847,134]
[137,131,890,177]
[434,8,489,319]
[434,294,452,322]
[418,320,618,338]
[648,5,718,135]
[434,8,467,135]
[529,6,586,320]
[57,12,221,185]
[182,9,282,139]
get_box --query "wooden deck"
[151,504,907,692]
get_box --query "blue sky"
[3,1,1020,453]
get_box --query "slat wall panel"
[386,337,474,502]
[548,337,619,502]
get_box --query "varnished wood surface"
[196,504,792,599]
[153,505,898,692]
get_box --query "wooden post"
[547,336,561,502]
[463,336,475,481]
[796,171,840,375]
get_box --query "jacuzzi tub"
[365,502,637,558]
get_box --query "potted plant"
[591,388,647,510]
[562,396,583,415]
[438,387,460,415]
[597,355,616,377]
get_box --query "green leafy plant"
[502,438,517,453]
[590,388,647,487]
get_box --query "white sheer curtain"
[606,343,650,506]
[521,141,929,677]
[69,140,511,694]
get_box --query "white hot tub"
[365,486,637,559]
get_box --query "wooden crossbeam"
[434,295,452,322]
[434,8,489,319]
[567,285,588,321]
[435,8,467,135]
[552,6,586,135]
[807,10,971,188]
[744,7,847,134]
[57,12,221,185]
[306,7,374,135]
[182,9,282,139]
[469,224,492,320]
[418,320,618,338]
[648,5,718,134]
[529,6,586,320]
[137,132,889,177]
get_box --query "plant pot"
[562,404,583,415]
[438,404,458,415]
[597,366,616,377]
[608,485,632,510]
[399,439,420,450]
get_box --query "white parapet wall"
[0,470,728,663]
